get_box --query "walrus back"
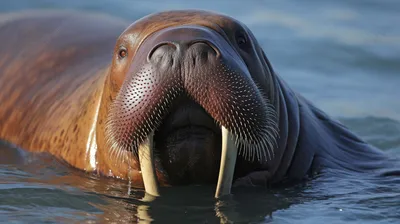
[0,11,127,152]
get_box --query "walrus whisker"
[234,123,278,162]
[258,138,266,162]
[205,65,279,162]
[105,63,184,166]
[261,136,273,161]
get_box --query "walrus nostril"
[148,42,177,63]
[188,41,219,65]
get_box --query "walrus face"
[105,10,279,194]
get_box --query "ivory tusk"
[138,132,160,197]
[215,126,238,198]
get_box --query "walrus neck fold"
[266,74,301,182]
[270,73,391,181]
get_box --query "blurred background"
[1,0,399,223]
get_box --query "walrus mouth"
[153,97,222,185]
[135,99,242,198]
[105,25,279,198]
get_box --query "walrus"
[0,9,395,198]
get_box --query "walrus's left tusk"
[138,132,160,197]
[215,126,238,198]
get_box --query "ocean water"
[1,0,400,223]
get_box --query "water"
[1,0,400,223]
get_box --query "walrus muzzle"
[105,25,279,197]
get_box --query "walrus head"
[100,10,279,197]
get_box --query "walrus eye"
[118,48,127,59]
[236,35,247,47]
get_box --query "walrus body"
[0,10,393,196]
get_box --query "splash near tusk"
[138,132,160,197]
[215,126,238,198]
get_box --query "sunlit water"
[1,0,400,223]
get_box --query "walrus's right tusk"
[215,126,238,198]
[138,132,160,197]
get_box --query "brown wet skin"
[0,10,285,188]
